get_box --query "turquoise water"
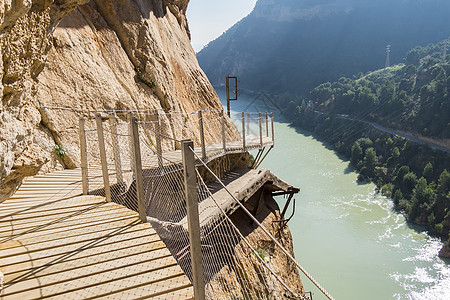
[216,88,450,300]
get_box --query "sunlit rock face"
[0,0,239,201]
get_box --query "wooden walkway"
[0,169,193,299]
[0,133,273,299]
[150,135,273,164]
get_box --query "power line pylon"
[385,45,391,68]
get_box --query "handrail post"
[221,110,226,152]
[181,140,205,300]
[155,111,164,169]
[130,117,147,223]
[265,112,269,137]
[79,117,89,195]
[128,112,135,176]
[198,110,207,160]
[109,114,123,185]
[271,112,275,145]
[247,112,250,135]
[259,112,263,148]
[95,113,112,202]
[242,112,246,150]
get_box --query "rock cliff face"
[0,0,89,201]
[0,0,237,201]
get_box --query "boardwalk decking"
[0,134,274,299]
[0,169,193,299]
[143,135,273,166]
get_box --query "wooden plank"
[0,224,159,263]
[0,205,137,235]
[7,265,186,299]
[0,218,144,251]
[0,215,137,242]
[150,285,194,300]
[2,255,179,297]
[0,200,106,219]
[5,243,170,279]
[0,215,136,240]
[0,204,126,228]
[0,222,153,258]
[3,239,167,278]
[93,275,193,300]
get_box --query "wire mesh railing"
[79,109,274,198]
[73,108,332,299]
[190,146,334,300]
[141,139,306,299]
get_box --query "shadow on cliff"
[56,1,169,30]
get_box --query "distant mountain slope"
[300,38,450,140]
[198,0,450,97]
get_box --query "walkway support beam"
[95,113,112,202]
[181,140,205,300]
[79,117,88,195]
[130,117,147,223]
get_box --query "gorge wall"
[0,0,238,201]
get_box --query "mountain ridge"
[198,0,450,97]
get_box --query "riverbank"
[290,108,450,256]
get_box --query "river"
[216,88,450,300]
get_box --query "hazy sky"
[187,0,257,52]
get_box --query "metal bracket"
[272,190,297,226]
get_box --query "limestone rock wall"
[0,0,239,201]
[0,0,89,201]
[223,192,304,298]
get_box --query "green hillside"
[290,39,450,242]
